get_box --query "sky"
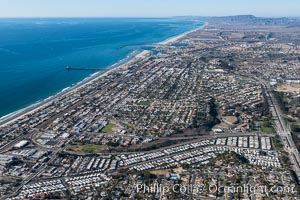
[0,0,299,18]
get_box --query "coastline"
[0,22,207,127]
[158,22,207,45]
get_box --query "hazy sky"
[0,0,299,18]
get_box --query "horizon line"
[0,14,299,19]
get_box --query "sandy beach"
[0,23,206,127]
[159,22,207,45]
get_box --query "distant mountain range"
[177,15,299,25]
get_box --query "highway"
[260,79,300,179]
[0,129,37,154]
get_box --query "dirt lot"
[150,167,183,176]
[277,84,300,92]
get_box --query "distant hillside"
[177,15,299,26]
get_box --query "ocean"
[0,18,202,117]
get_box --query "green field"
[260,125,276,134]
[67,143,107,153]
[137,100,152,106]
[102,123,115,133]
[272,135,283,151]
[260,119,276,134]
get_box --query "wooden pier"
[66,66,101,71]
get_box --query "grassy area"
[271,136,292,169]
[272,135,284,151]
[137,100,152,106]
[67,142,107,153]
[150,167,183,176]
[260,125,276,134]
[281,151,292,169]
[273,91,289,112]
[102,123,114,133]
[260,119,276,134]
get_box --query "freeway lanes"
[261,80,300,178]
[0,129,37,154]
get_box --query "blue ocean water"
[0,18,202,117]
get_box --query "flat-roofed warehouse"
[14,140,29,148]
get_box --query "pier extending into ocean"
[66,66,102,71]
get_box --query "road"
[62,132,272,156]
[2,148,61,200]
[260,79,300,179]
[0,129,37,154]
